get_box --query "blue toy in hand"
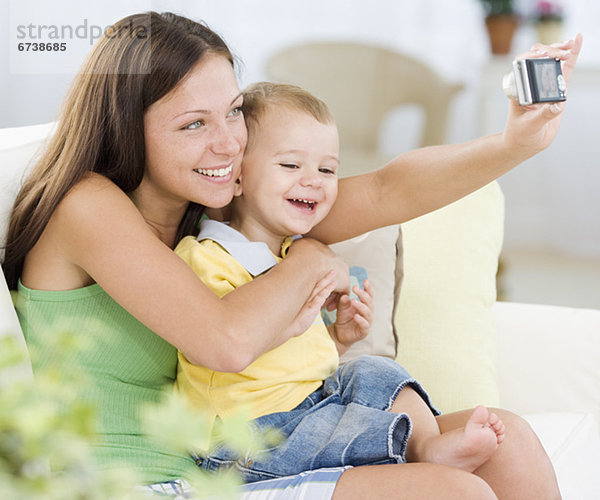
[321,266,368,327]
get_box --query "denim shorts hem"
[384,375,441,462]
[386,377,442,417]
[388,412,411,463]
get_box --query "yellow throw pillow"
[395,182,504,413]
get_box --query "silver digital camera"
[503,58,567,105]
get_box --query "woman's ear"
[234,175,243,197]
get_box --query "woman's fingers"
[288,274,337,338]
[505,33,582,141]
[307,270,336,303]
[309,280,337,309]
[560,33,583,84]
[520,37,573,59]
[517,33,583,85]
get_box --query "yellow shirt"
[174,220,339,444]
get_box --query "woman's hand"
[328,279,374,355]
[284,270,338,338]
[286,237,350,294]
[503,34,583,156]
[280,237,352,343]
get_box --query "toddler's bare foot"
[420,405,505,472]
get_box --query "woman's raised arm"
[311,35,582,244]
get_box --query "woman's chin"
[196,191,235,210]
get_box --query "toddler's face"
[237,107,339,238]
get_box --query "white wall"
[1,0,489,132]
[1,0,599,258]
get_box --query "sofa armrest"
[493,301,600,429]
[0,267,33,385]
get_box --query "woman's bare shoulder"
[56,172,141,227]
[62,172,130,205]
[23,173,143,289]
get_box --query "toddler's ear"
[234,175,243,197]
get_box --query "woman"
[4,11,580,499]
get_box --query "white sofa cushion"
[524,412,600,499]
[494,301,600,430]
[495,301,600,499]
[0,122,55,250]
[0,269,32,384]
[0,123,55,384]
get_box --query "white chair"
[266,41,463,176]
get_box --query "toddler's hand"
[330,279,374,354]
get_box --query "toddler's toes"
[468,405,491,427]
[489,412,506,443]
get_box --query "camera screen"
[534,60,560,99]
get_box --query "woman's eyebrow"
[173,93,243,120]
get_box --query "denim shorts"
[194,355,440,483]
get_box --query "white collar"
[196,219,278,277]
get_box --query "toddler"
[174,82,505,483]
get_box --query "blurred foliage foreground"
[0,333,280,499]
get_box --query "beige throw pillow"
[329,224,402,364]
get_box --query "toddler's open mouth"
[288,198,316,211]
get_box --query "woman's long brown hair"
[3,12,234,289]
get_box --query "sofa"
[1,122,599,498]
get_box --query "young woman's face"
[142,54,247,211]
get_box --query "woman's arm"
[310,35,583,244]
[39,175,348,373]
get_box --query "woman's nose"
[211,122,243,156]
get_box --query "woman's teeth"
[195,164,233,177]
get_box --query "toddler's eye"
[280,163,299,169]
[319,167,337,175]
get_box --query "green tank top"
[15,282,196,484]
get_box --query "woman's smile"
[193,163,234,182]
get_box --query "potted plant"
[480,0,520,55]
[533,1,564,44]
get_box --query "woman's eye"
[229,106,243,117]
[185,120,204,130]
